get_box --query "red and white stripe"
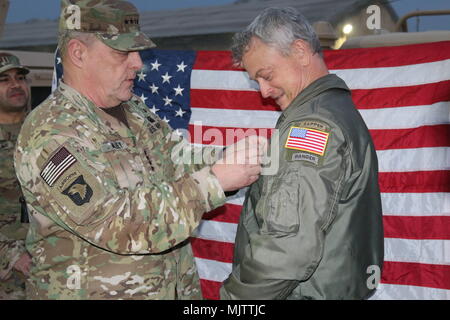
[188,41,450,300]
[40,147,77,187]
[285,128,328,155]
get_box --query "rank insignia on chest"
[101,140,128,153]
[285,127,329,156]
[40,147,77,187]
[146,116,161,134]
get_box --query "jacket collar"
[277,74,350,126]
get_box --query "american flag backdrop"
[54,41,450,300]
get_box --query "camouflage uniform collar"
[58,80,98,111]
[57,81,135,136]
[58,81,109,130]
[277,74,350,127]
[0,122,22,141]
[58,81,133,111]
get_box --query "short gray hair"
[58,31,97,61]
[231,7,321,65]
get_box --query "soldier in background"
[14,0,262,299]
[0,52,32,299]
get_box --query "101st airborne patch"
[284,120,331,166]
[40,145,104,225]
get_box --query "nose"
[258,80,272,99]
[129,51,143,71]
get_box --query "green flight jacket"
[221,74,384,300]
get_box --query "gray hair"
[58,31,97,61]
[231,7,321,65]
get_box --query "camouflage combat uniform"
[14,82,226,299]
[0,122,28,299]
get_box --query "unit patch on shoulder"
[284,120,331,165]
[40,144,105,225]
[61,175,93,206]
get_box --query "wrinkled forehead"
[242,38,276,66]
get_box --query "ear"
[66,39,87,68]
[291,39,312,67]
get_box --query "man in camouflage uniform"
[14,0,262,299]
[0,53,32,299]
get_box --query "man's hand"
[13,253,32,276]
[212,135,267,192]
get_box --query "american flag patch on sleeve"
[285,127,330,156]
[40,147,77,187]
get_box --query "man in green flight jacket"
[221,7,384,300]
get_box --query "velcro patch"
[40,147,77,186]
[61,174,93,206]
[285,127,329,156]
[52,161,103,225]
[290,151,320,165]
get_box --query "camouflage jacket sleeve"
[15,116,226,256]
[0,233,25,280]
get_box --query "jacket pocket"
[262,169,300,236]
[101,139,144,190]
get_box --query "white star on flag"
[174,85,184,96]
[149,105,159,114]
[161,72,172,84]
[163,96,173,106]
[149,83,159,94]
[139,93,148,104]
[150,59,161,71]
[177,61,187,72]
[137,70,147,82]
[161,116,170,123]
[175,108,186,117]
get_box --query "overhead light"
[343,24,353,35]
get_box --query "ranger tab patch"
[285,127,329,156]
[40,147,77,187]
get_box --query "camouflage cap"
[59,0,156,52]
[0,53,30,75]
